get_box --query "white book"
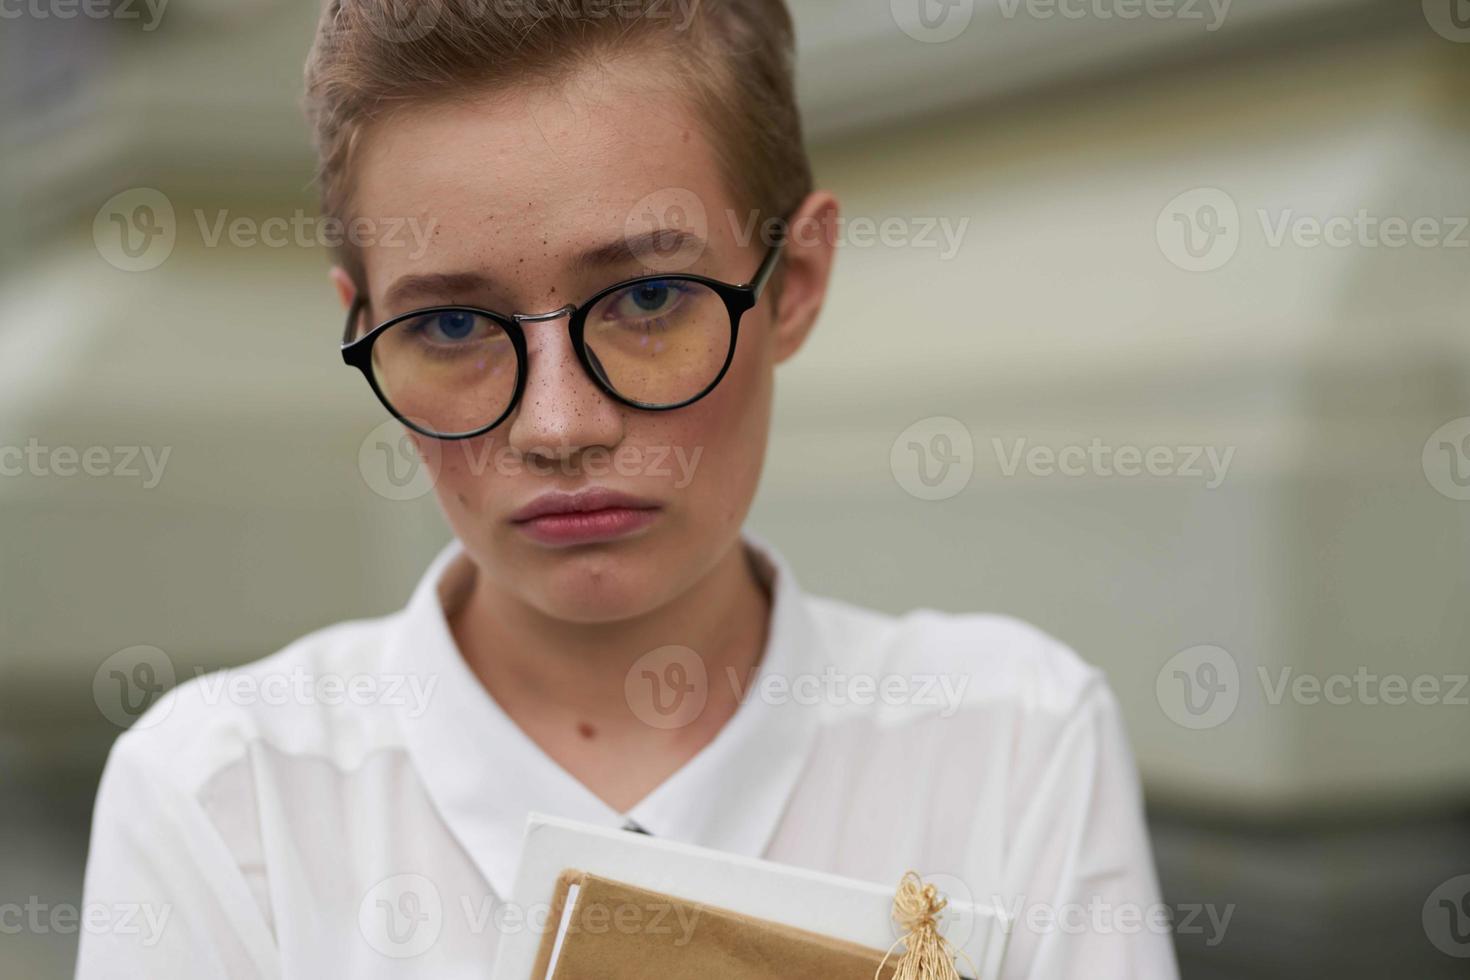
[490,813,1011,980]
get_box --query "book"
[490,814,1010,980]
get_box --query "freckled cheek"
[656,343,770,510]
[407,431,508,515]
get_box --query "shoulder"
[802,593,1110,722]
[102,613,406,799]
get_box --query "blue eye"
[432,311,476,341]
[402,309,498,347]
[630,283,672,312]
[610,281,685,322]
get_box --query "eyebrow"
[380,228,708,311]
[572,228,706,275]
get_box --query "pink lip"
[509,488,663,547]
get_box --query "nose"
[506,306,626,464]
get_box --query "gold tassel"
[874,872,978,980]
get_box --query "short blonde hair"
[303,0,813,288]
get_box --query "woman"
[78,1,1178,976]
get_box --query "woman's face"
[339,62,835,624]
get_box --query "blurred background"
[2,0,1468,976]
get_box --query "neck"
[452,539,773,750]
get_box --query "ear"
[330,266,358,311]
[770,191,840,365]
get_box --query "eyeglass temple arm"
[747,234,787,300]
[341,296,366,352]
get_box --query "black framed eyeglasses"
[340,238,785,441]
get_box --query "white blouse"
[77,532,1179,978]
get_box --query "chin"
[520,540,683,625]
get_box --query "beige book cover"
[490,815,1009,980]
[534,870,900,980]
